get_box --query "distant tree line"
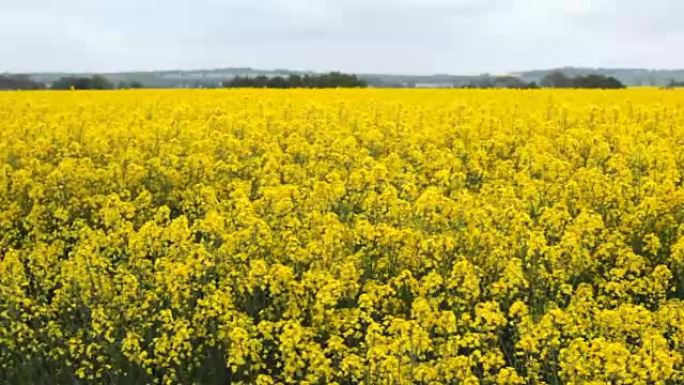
[117,81,144,89]
[0,71,637,91]
[50,75,116,90]
[0,75,45,90]
[463,75,539,89]
[453,72,626,89]
[223,72,367,88]
[540,71,625,89]
[49,76,144,90]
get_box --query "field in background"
[2,89,684,384]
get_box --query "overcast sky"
[2,0,682,74]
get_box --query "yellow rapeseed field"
[2,88,684,385]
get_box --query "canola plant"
[1,89,684,384]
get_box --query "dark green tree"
[571,74,624,89]
[51,75,114,90]
[222,72,367,88]
[540,71,573,88]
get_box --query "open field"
[2,89,684,384]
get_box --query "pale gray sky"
[1,0,682,74]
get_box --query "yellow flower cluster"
[1,88,684,384]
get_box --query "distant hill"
[513,67,684,87]
[11,66,684,88]
[363,68,684,87]
[26,68,317,89]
